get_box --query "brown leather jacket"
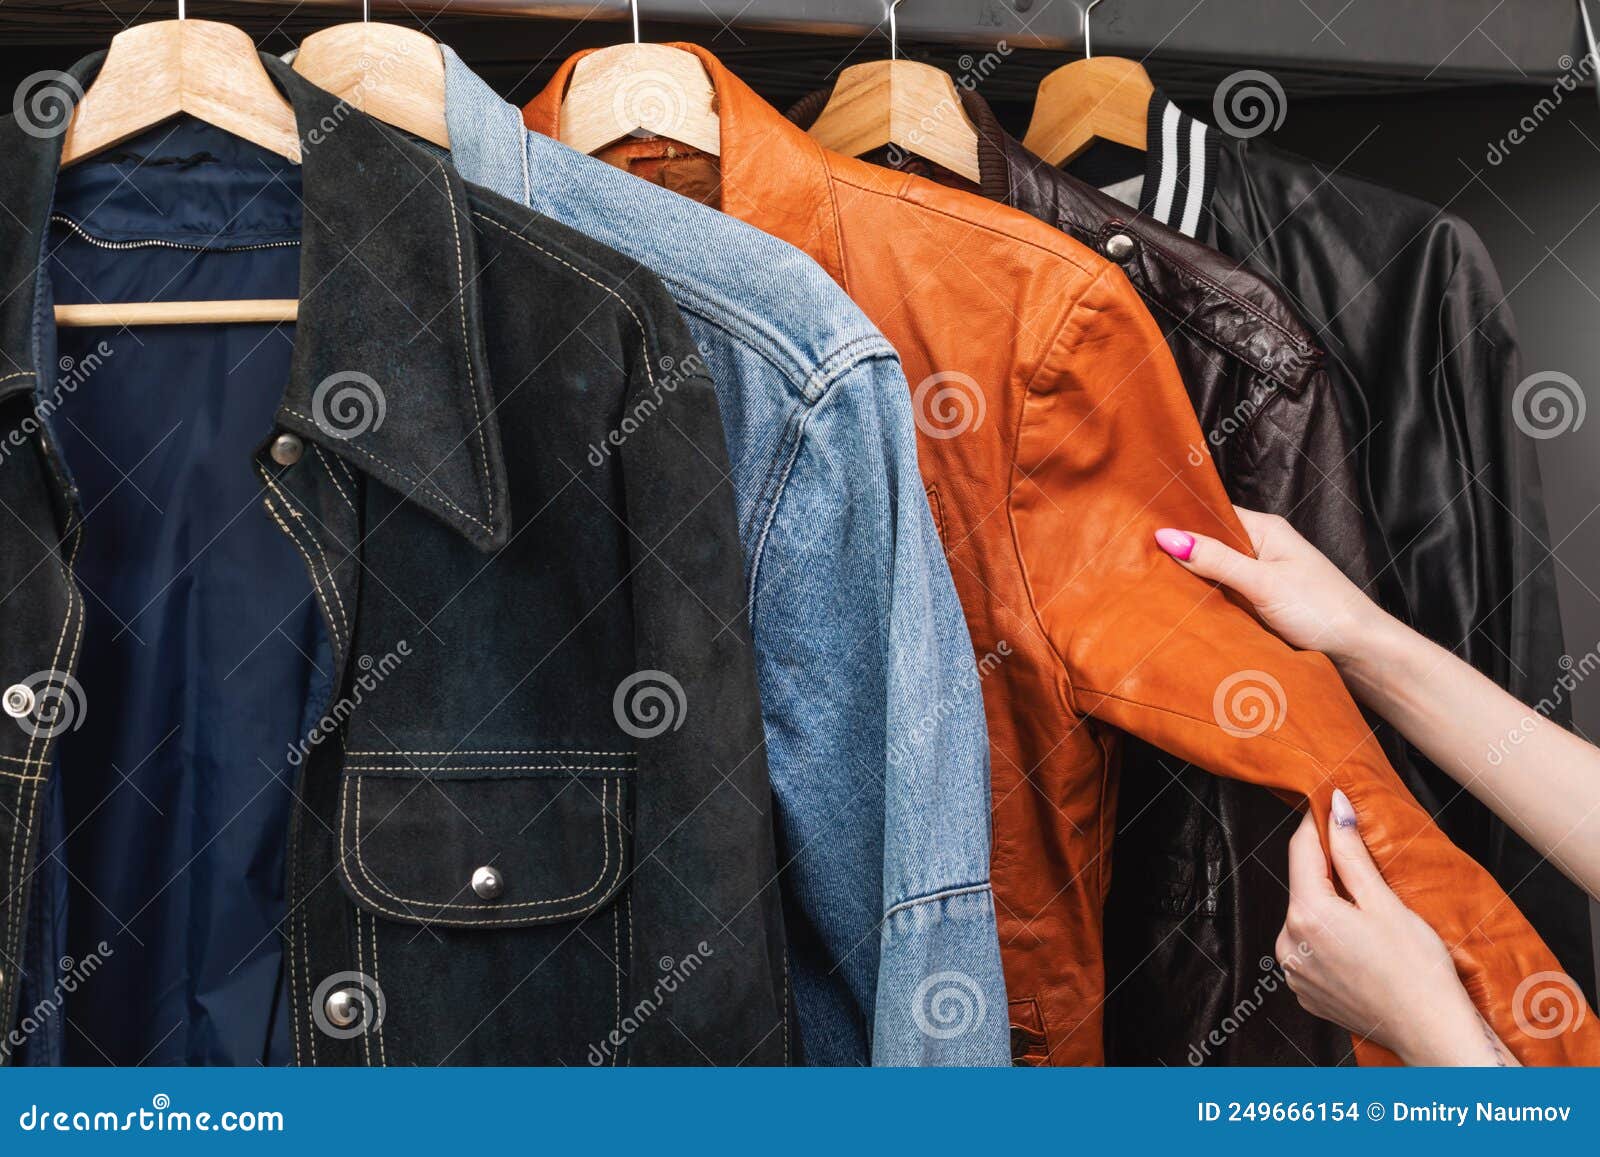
[527,46,1600,1067]
[785,84,1369,1065]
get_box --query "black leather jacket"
[786,86,1376,1064]
[1201,117,1592,1004]
[0,55,788,1066]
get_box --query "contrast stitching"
[286,842,303,1066]
[281,409,491,533]
[437,161,496,528]
[352,775,611,909]
[299,804,317,1066]
[314,446,357,513]
[0,371,34,386]
[343,764,632,773]
[469,210,659,395]
[330,451,360,499]
[258,466,351,637]
[344,749,634,758]
[5,528,83,998]
[883,881,994,920]
[621,890,631,1068]
[611,902,621,1068]
[367,909,388,1067]
[260,494,345,649]
[340,776,625,920]
[353,908,372,1067]
[5,522,82,983]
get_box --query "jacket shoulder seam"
[829,168,1106,278]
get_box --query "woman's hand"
[1277,788,1516,1066]
[1154,509,1390,669]
[1155,505,1600,907]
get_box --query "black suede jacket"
[0,55,787,1066]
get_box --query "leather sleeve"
[1010,261,1600,1066]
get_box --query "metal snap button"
[270,433,304,466]
[1103,232,1136,261]
[324,988,362,1029]
[2,684,34,719]
[471,865,505,900]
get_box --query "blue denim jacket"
[442,49,1006,1067]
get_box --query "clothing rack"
[213,0,1590,83]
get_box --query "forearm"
[1338,613,1600,900]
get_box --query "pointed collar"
[0,51,510,551]
[523,43,849,287]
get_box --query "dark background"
[5,7,1599,981]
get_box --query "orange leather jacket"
[528,47,1600,1067]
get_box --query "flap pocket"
[336,749,633,928]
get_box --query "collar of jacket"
[783,83,1320,398]
[1133,89,1218,239]
[523,44,852,287]
[0,51,511,552]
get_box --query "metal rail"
[214,0,1589,82]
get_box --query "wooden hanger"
[558,0,720,157]
[293,6,448,149]
[1021,0,1154,165]
[56,8,300,328]
[61,18,299,167]
[806,0,980,184]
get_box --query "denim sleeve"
[754,348,1007,1066]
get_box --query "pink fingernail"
[1331,788,1358,829]
[1154,528,1195,561]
